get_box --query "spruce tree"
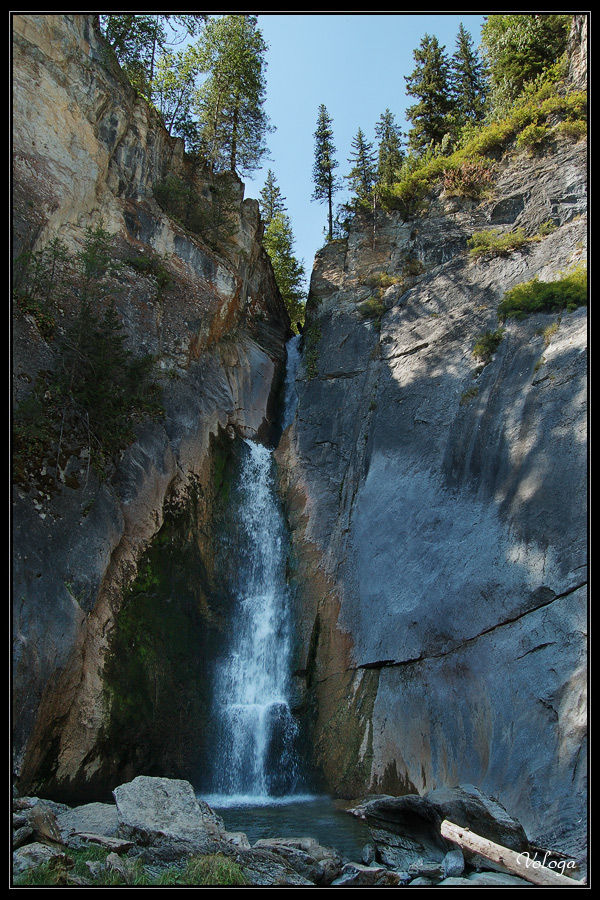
[404,34,454,154]
[263,211,306,331]
[311,104,341,241]
[375,109,404,188]
[345,128,377,203]
[451,23,488,126]
[259,169,287,228]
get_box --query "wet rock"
[468,871,533,886]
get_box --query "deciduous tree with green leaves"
[481,14,571,116]
[311,104,341,241]
[100,15,204,100]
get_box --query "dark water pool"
[200,793,370,862]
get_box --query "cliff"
[278,74,587,853]
[12,15,291,801]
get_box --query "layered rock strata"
[12,14,290,800]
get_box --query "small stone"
[442,848,465,877]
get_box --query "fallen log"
[440,819,585,887]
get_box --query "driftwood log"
[440,820,585,887]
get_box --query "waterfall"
[281,333,302,431]
[206,337,303,802]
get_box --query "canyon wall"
[12,14,291,801]
[279,102,587,853]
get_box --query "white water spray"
[209,439,299,802]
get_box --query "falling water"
[207,444,299,802]
[281,333,302,431]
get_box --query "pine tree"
[374,109,404,188]
[194,15,272,177]
[259,169,287,228]
[345,128,377,203]
[451,23,488,126]
[263,211,306,331]
[404,34,455,154]
[311,104,341,241]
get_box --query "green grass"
[14,849,249,887]
[472,327,505,364]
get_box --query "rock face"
[12,15,290,801]
[277,124,587,851]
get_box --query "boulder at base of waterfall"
[112,776,226,862]
[55,801,120,850]
[252,836,344,885]
[363,784,529,872]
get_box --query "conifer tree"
[263,211,306,332]
[259,169,287,228]
[404,34,454,154]
[375,109,405,188]
[194,15,272,177]
[451,23,488,126]
[345,128,377,203]
[311,104,341,241]
[100,15,204,100]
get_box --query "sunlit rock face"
[279,121,587,853]
[12,14,290,801]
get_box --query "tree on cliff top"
[259,169,287,228]
[345,127,378,204]
[404,33,455,154]
[375,109,405,188]
[193,14,273,177]
[100,14,204,99]
[451,22,488,126]
[312,104,341,242]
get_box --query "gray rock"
[55,801,119,848]
[113,776,224,859]
[13,841,67,876]
[468,871,533,886]
[331,862,403,886]
[442,848,465,877]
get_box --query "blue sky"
[243,13,487,290]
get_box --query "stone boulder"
[363,784,528,872]
[252,836,344,885]
[112,775,225,862]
